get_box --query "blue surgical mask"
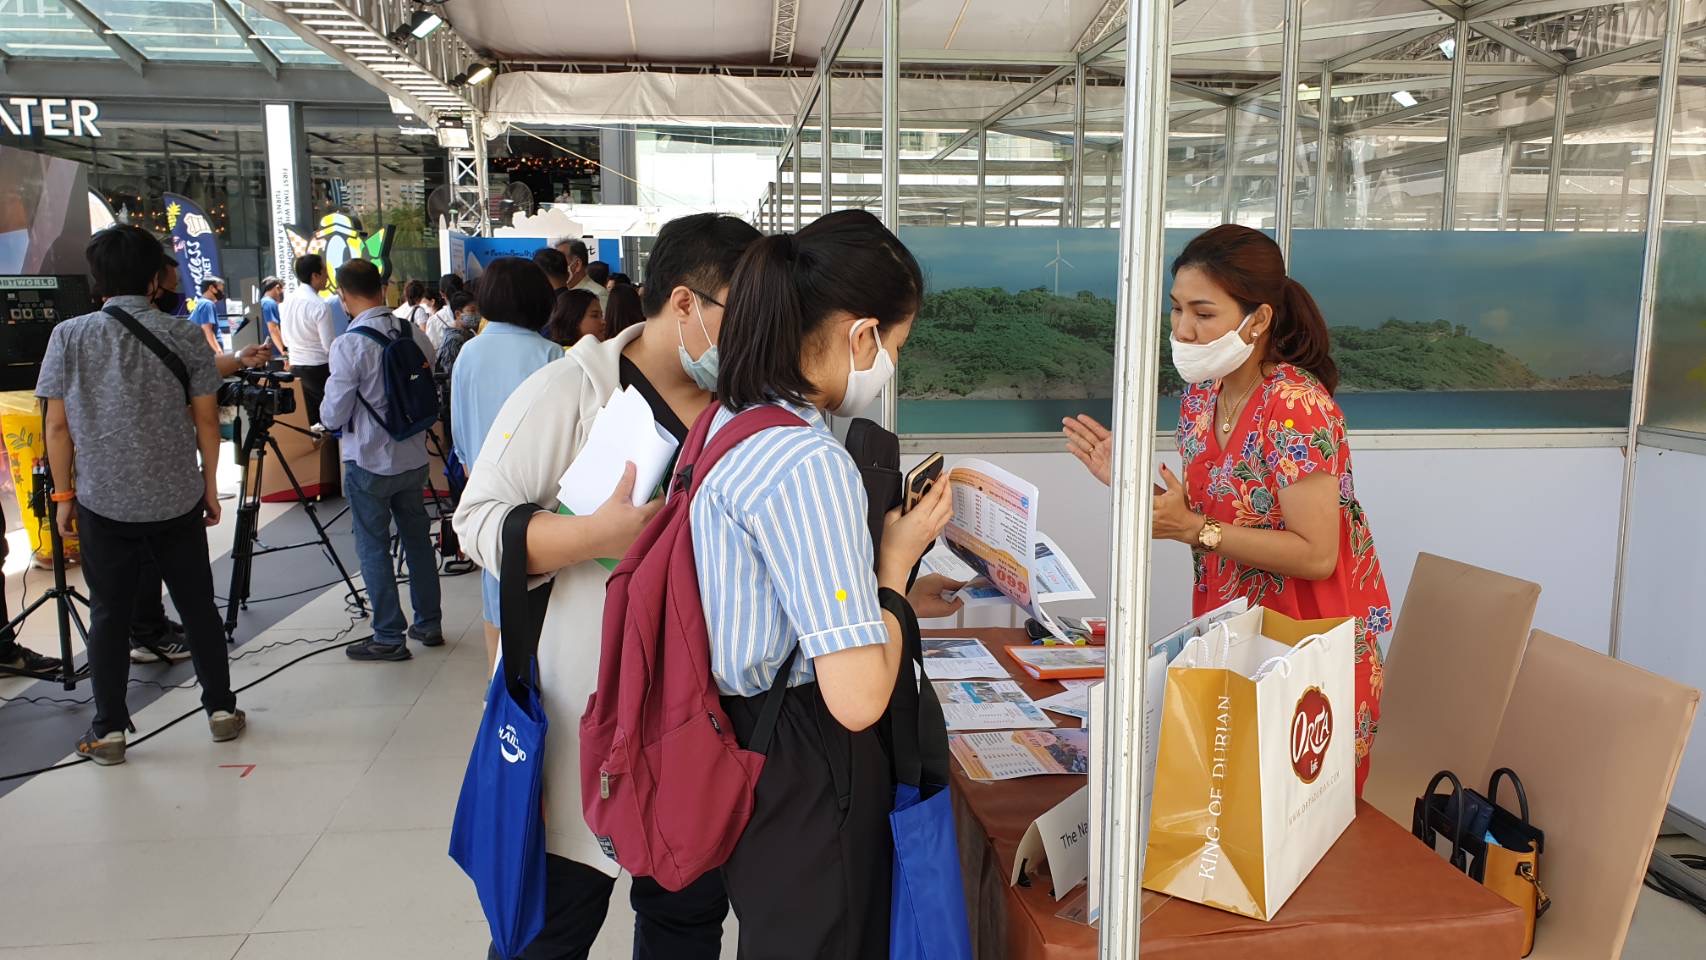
[677,294,719,392]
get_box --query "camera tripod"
[223,404,365,641]
[0,461,92,689]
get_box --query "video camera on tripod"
[217,366,297,424]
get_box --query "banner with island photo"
[897,226,1644,434]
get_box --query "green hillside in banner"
[899,286,1597,400]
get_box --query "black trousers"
[492,855,728,960]
[75,503,235,736]
[131,561,172,643]
[293,363,330,427]
[722,682,893,960]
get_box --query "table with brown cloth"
[938,627,1527,960]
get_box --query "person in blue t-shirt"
[259,276,286,356]
[187,277,226,353]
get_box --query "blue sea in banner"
[896,226,1646,434]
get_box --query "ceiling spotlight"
[1392,90,1419,108]
[1439,37,1457,59]
[453,62,496,86]
[407,7,445,39]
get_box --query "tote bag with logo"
[1142,607,1356,921]
[450,503,552,958]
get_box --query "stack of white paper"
[557,386,679,515]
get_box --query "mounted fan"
[491,181,536,228]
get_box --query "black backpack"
[348,321,438,441]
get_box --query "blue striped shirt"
[692,401,886,696]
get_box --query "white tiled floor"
[1,528,1703,958]
[0,564,736,960]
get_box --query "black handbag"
[841,417,905,563]
[1413,768,1551,956]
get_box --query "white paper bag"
[1142,608,1356,921]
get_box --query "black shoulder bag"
[104,305,192,405]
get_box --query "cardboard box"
[1363,553,1539,825]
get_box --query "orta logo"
[497,723,527,764]
[1290,686,1332,784]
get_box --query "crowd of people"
[22,209,1389,959]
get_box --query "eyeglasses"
[690,289,724,310]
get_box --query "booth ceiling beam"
[1358,92,1664,175]
[1470,22,1570,72]
[1565,23,1706,74]
[928,30,1125,163]
[771,0,801,63]
[1338,76,1541,133]
[210,0,280,80]
[780,0,863,172]
[1075,0,1127,52]
[57,0,146,75]
[241,0,480,121]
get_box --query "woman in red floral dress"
[1063,224,1391,796]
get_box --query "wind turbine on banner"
[1045,239,1075,295]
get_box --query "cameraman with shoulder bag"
[37,225,259,766]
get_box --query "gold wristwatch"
[1196,516,1223,551]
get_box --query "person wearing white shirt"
[555,237,609,309]
[279,253,340,426]
[393,279,431,332]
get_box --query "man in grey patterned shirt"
[36,225,248,766]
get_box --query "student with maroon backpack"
[686,211,951,959]
[453,214,755,959]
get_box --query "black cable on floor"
[0,615,367,782]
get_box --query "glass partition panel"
[1644,35,1706,436]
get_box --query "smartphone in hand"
[904,452,944,513]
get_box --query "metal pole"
[1103,147,1114,227]
[1315,70,1333,228]
[1496,129,1515,229]
[1072,61,1087,228]
[976,127,988,227]
[878,0,899,430]
[1442,18,1469,230]
[821,65,833,217]
[1100,0,1169,956]
[1275,0,1302,255]
[793,141,804,229]
[1544,73,1568,230]
[1220,105,1237,223]
[1608,0,1684,660]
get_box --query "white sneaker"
[208,709,247,743]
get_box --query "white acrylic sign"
[263,103,299,290]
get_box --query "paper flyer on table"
[934,680,1053,731]
[921,638,1007,680]
[556,385,678,516]
[1035,685,1091,721]
[950,728,1091,781]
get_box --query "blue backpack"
[349,322,438,442]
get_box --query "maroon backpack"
[580,403,806,892]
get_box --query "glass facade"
[0,0,333,64]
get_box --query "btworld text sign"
[0,98,102,138]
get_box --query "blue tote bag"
[450,504,551,959]
[880,589,974,960]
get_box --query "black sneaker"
[1,644,63,675]
[411,629,446,648]
[345,639,412,662]
[76,727,126,766]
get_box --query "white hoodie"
[453,322,652,876]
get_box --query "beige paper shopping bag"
[1142,608,1357,920]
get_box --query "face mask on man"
[830,319,897,418]
[677,293,720,392]
[1170,311,1257,384]
[153,288,187,315]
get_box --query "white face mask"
[1170,312,1256,384]
[831,320,896,417]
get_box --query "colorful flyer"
[934,680,1053,731]
[951,728,1091,781]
